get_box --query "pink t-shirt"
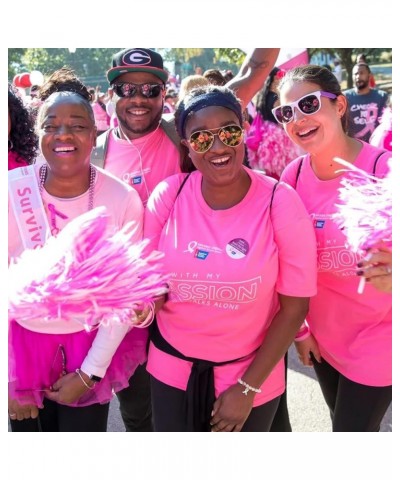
[9,163,144,333]
[144,167,317,406]
[104,127,180,206]
[280,142,391,386]
[91,102,110,132]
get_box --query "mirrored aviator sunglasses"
[272,90,338,124]
[188,124,244,153]
[112,82,164,99]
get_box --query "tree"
[308,48,391,89]
[8,48,123,85]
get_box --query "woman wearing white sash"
[8,69,146,432]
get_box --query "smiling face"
[183,106,245,187]
[113,72,165,139]
[279,81,346,155]
[38,93,97,178]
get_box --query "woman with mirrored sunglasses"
[279,65,392,432]
[143,85,317,432]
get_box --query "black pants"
[312,355,392,432]
[9,397,109,432]
[115,363,153,432]
[150,375,280,432]
[270,352,292,431]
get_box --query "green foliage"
[214,48,246,65]
[308,48,391,89]
[8,48,124,88]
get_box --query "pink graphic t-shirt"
[144,167,317,406]
[281,142,391,386]
[104,127,181,206]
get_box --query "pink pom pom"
[9,207,169,328]
[333,157,392,253]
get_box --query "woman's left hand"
[357,246,392,293]
[210,384,254,432]
[45,371,93,404]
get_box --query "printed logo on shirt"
[168,275,262,309]
[184,240,223,257]
[132,176,142,185]
[226,238,249,260]
[195,249,209,260]
[122,168,151,185]
[310,213,363,276]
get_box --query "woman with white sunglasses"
[143,85,318,432]
[279,65,392,432]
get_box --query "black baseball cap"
[107,48,168,84]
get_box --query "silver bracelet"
[75,368,95,390]
[237,378,261,395]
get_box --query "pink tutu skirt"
[8,321,148,407]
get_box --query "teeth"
[54,147,75,152]
[128,109,147,115]
[298,127,316,136]
[210,156,230,164]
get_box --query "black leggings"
[312,355,392,432]
[150,375,280,432]
[10,398,109,432]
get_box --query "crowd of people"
[8,48,392,432]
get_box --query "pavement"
[107,343,392,432]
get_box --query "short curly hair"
[36,67,95,129]
[8,83,38,165]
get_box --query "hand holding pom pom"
[9,206,170,329]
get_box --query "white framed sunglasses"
[272,90,338,124]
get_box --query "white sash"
[8,165,51,249]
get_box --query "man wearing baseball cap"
[92,47,280,432]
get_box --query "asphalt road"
[107,343,392,432]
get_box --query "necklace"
[39,164,96,235]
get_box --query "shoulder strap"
[294,158,304,189]
[161,115,181,150]
[372,151,386,177]
[269,181,279,209]
[176,173,191,199]
[90,129,111,168]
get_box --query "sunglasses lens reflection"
[190,131,213,152]
[113,83,163,98]
[189,126,243,153]
[299,95,320,114]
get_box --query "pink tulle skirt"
[8,321,148,407]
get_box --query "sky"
[2,1,397,478]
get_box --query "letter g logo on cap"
[123,49,152,65]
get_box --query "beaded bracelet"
[237,378,261,396]
[75,369,95,390]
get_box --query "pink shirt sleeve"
[270,182,317,297]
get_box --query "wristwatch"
[89,374,103,383]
